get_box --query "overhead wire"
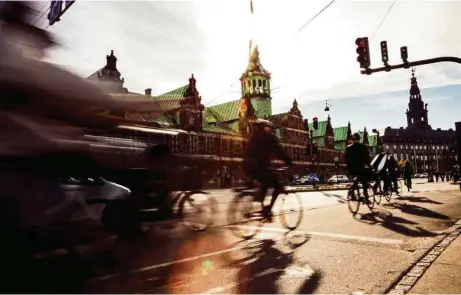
[204,0,337,106]
[370,0,396,42]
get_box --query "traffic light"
[313,117,319,130]
[380,41,389,64]
[355,37,370,69]
[400,46,408,63]
[303,119,309,131]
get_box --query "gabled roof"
[155,85,188,100]
[308,120,327,138]
[267,112,288,128]
[334,126,348,141]
[125,112,177,128]
[202,122,238,135]
[206,99,241,122]
[87,66,105,81]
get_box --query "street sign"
[48,0,75,26]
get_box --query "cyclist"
[345,133,373,200]
[244,119,292,218]
[385,152,400,195]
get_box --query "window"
[400,145,403,149]
[205,137,213,154]
[189,135,198,153]
[393,145,397,150]
[171,136,179,153]
[385,145,389,150]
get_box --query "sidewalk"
[408,228,461,294]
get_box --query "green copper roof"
[228,120,240,133]
[313,137,325,148]
[206,99,241,122]
[334,141,346,151]
[334,126,348,141]
[308,120,327,138]
[203,122,238,135]
[368,135,378,147]
[155,85,188,99]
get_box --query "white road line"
[89,246,241,283]
[230,225,403,245]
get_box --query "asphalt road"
[45,180,461,294]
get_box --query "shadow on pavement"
[385,202,450,220]
[354,209,438,237]
[321,192,347,204]
[228,239,321,294]
[395,196,443,205]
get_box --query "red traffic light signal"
[355,37,370,69]
[313,117,319,130]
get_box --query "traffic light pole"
[360,56,461,75]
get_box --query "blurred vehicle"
[328,175,349,184]
[295,175,320,185]
[420,173,428,178]
[414,173,421,178]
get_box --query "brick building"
[87,47,381,188]
[382,70,457,173]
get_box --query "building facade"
[382,71,457,173]
[87,47,381,189]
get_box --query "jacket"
[345,142,371,175]
[244,131,291,173]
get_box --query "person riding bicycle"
[345,133,373,199]
[384,152,400,195]
[244,119,292,218]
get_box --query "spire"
[184,73,200,98]
[347,121,352,139]
[363,127,369,146]
[409,67,420,97]
[406,67,429,128]
[289,98,302,116]
[325,115,334,137]
[105,50,117,71]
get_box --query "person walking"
[403,161,413,192]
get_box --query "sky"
[35,0,461,133]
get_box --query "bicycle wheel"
[178,191,216,232]
[227,192,264,239]
[365,186,375,210]
[278,191,303,231]
[347,187,361,214]
[384,183,392,202]
[373,182,382,205]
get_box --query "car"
[420,173,428,178]
[328,175,349,184]
[414,173,421,178]
[295,175,320,185]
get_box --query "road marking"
[89,246,242,283]
[200,265,314,294]
[230,225,403,245]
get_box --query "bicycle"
[347,176,376,214]
[227,167,303,240]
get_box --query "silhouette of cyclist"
[345,132,373,199]
[244,119,292,218]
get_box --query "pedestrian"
[441,172,445,182]
[403,161,413,192]
[435,172,440,182]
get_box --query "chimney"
[145,88,152,96]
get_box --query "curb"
[386,220,461,294]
